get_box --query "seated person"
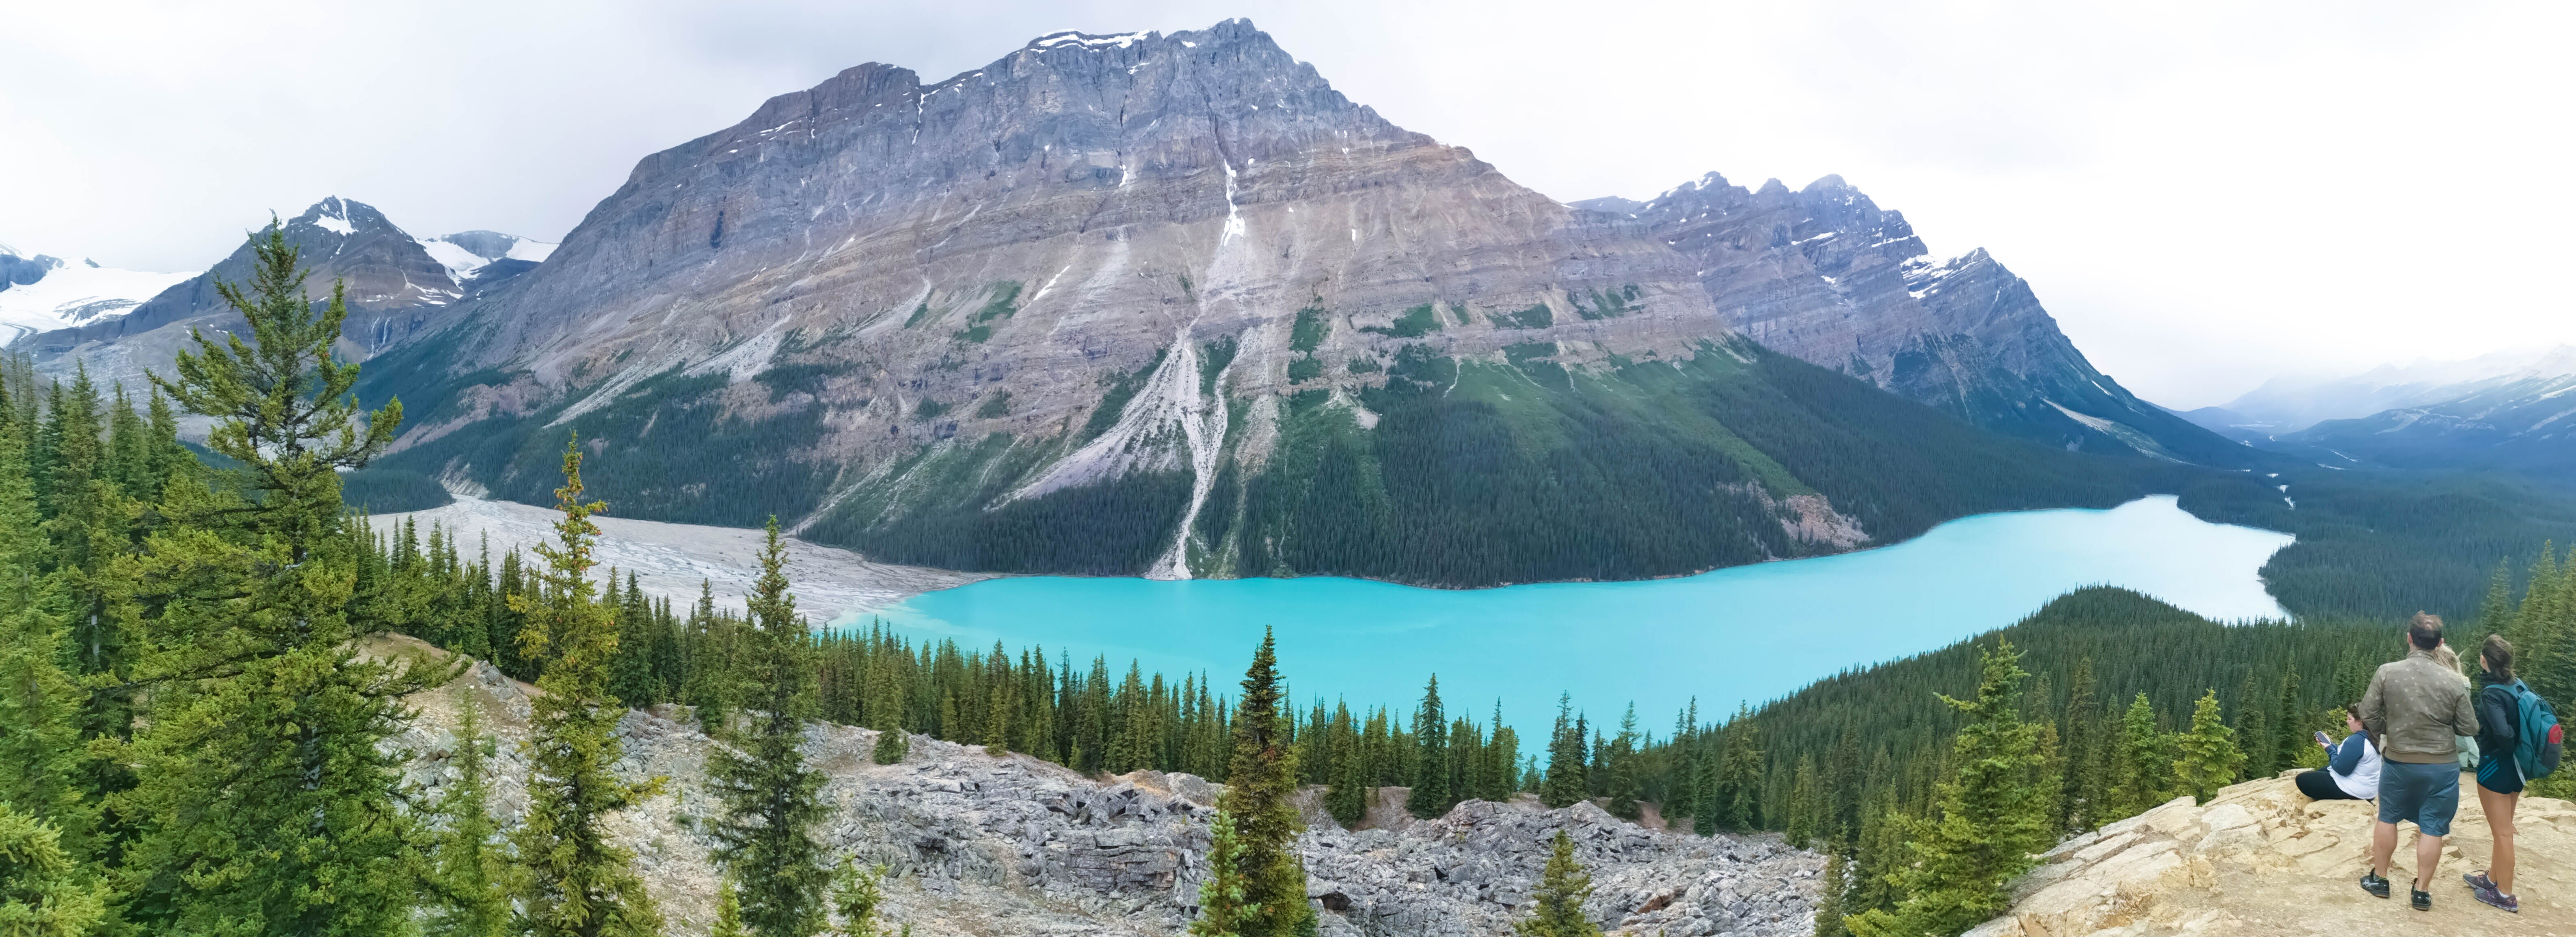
[2297,705,2381,801]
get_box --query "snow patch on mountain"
[416,231,559,281]
[0,247,196,343]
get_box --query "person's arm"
[2453,682,2482,741]
[2359,669,2388,744]
[2329,734,2365,775]
[2476,686,2515,755]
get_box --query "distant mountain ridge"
[2178,345,2575,440]
[18,198,546,391]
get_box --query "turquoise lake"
[838,495,2293,728]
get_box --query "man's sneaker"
[2359,872,2391,898]
[2468,877,2520,913]
[2411,885,2432,912]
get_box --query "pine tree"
[2268,670,2307,777]
[1197,628,1314,937]
[712,881,750,937]
[1846,641,2050,937]
[0,412,88,851]
[1812,850,1850,937]
[1690,748,1721,836]
[115,222,429,935]
[510,438,663,937]
[425,696,511,937]
[2170,690,2246,803]
[0,802,110,936]
[2107,693,2168,819]
[2055,657,2099,833]
[1540,695,1587,809]
[1605,706,1641,822]
[1189,811,1250,937]
[709,519,831,937]
[1406,675,1449,819]
[1512,830,1599,937]
[1324,739,1369,828]
[2230,673,2271,778]
[827,860,895,937]
[1722,713,1764,831]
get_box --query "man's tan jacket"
[2359,648,2479,765]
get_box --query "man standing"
[2358,613,2480,912]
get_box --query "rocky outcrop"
[1582,173,2249,466]
[1969,774,2574,936]
[390,637,1817,937]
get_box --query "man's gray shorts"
[2376,760,2461,837]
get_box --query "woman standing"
[2465,634,2524,913]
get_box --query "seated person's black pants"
[2295,769,2363,801]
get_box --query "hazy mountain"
[2191,346,2572,438]
[2267,346,2576,484]
[344,20,2191,585]
[0,244,195,344]
[1580,173,2247,465]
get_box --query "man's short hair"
[2408,612,2443,651]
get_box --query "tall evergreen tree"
[2107,693,2169,818]
[2054,657,2099,833]
[708,519,831,937]
[1847,642,2050,937]
[0,802,110,937]
[0,411,88,850]
[1405,676,1449,819]
[1605,705,1642,822]
[1812,850,1850,937]
[114,222,429,935]
[1512,830,1599,937]
[1540,695,1587,809]
[424,696,511,937]
[1196,628,1314,937]
[2170,690,2246,803]
[510,438,663,937]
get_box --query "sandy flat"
[366,494,989,625]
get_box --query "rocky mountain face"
[1579,173,2248,466]
[0,245,195,344]
[19,197,472,390]
[398,638,1821,937]
[346,20,2180,586]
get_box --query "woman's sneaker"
[2468,877,2520,913]
[2359,872,2391,898]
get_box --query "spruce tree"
[712,881,750,937]
[1540,695,1588,809]
[1605,706,1641,822]
[826,860,894,937]
[1512,830,1599,937]
[0,413,88,850]
[1406,675,1449,819]
[1196,628,1314,937]
[115,222,429,935]
[510,438,663,937]
[0,802,109,936]
[708,519,831,937]
[1690,748,1721,837]
[2055,657,2099,833]
[2170,690,2246,803]
[2108,693,2168,819]
[1812,850,1850,937]
[1846,642,2049,937]
[1188,811,1250,937]
[425,697,511,937]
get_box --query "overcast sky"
[4,0,2567,407]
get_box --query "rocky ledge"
[1972,774,2575,936]
[389,640,1819,936]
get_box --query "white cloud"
[2,0,2567,407]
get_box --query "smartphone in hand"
[2315,730,2332,747]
